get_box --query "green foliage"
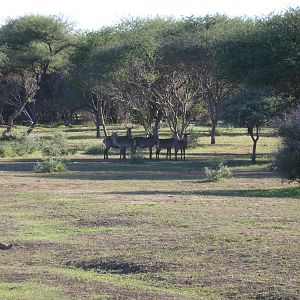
[217,8,300,99]
[0,134,39,157]
[41,132,76,156]
[204,162,232,181]
[224,88,290,129]
[0,15,75,69]
[186,132,199,148]
[129,152,145,164]
[14,134,40,156]
[33,157,67,173]
[276,109,300,181]
[0,143,14,157]
[84,145,105,155]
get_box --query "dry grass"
[0,125,299,299]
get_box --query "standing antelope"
[174,133,188,160]
[132,132,158,159]
[155,138,175,160]
[103,135,117,159]
[111,128,133,159]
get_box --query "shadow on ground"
[0,156,278,181]
[107,186,300,198]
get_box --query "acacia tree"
[111,18,173,135]
[157,16,239,143]
[217,8,300,101]
[71,28,126,138]
[0,15,76,135]
[224,88,293,162]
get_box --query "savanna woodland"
[0,8,299,300]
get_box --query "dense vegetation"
[0,9,299,177]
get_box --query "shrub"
[41,132,76,156]
[187,133,199,148]
[14,134,40,156]
[85,145,105,155]
[204,162,232,181]
[0,134,39,157]
[33,157,67,173]
[275,108,300,182]
[0,143,14,157]
[129,152,145,164]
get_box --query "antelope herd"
[103,128,188,160]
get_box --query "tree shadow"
[0,155,277,181]
[107,186,300,198]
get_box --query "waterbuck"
[111,128,133,159]
[103,135,117,159]
[132,132,158,159]
[155,138,175,160]
[174,133,188,160]
[103,127,133,159]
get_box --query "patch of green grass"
[0,283,64,300]
[0,124,299,299]
[84,145,105,155]
[52,267,220,299]
[16,222,127,242]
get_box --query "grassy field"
[0,125,299,299]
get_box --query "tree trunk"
[252,139,258,163]
[211,121,217,145]
[209,100,218,145]
[0,112,5,125]
[249,125,260,163]
[4,102,27,134]
[99,105,108,137]
[95,112,101,138]
[27,116,40,135]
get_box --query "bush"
[0,134,39,157]
[187,133,198,148]
[275,108,300,182]
[85,145,105,155]
[0,143,14,157]
[204,162,232,181]
[41,132,76,156]
[33,157,68,173]
[14,134,40,156]
[129,152,145,164]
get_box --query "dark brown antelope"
[111,128,133,159]
[174,133,188,160]
[103,135,117,159]
[132,132,158,159]
[155,137,175,160]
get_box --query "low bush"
[14,134,40,156]
[204,162,232,181]
[187,134,199,148]
[0,143,14,157]
[33,157,68,173]
[41,132,76,156]
[275,108,300,182]
[130,152,145,164]
[0,134,39,157]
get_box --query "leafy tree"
[71,28,125,137]
[224,88,293,162]
[217,8,300,100]
[158,16,238,143]
[0,15,76,135]
[113,18,172,135]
